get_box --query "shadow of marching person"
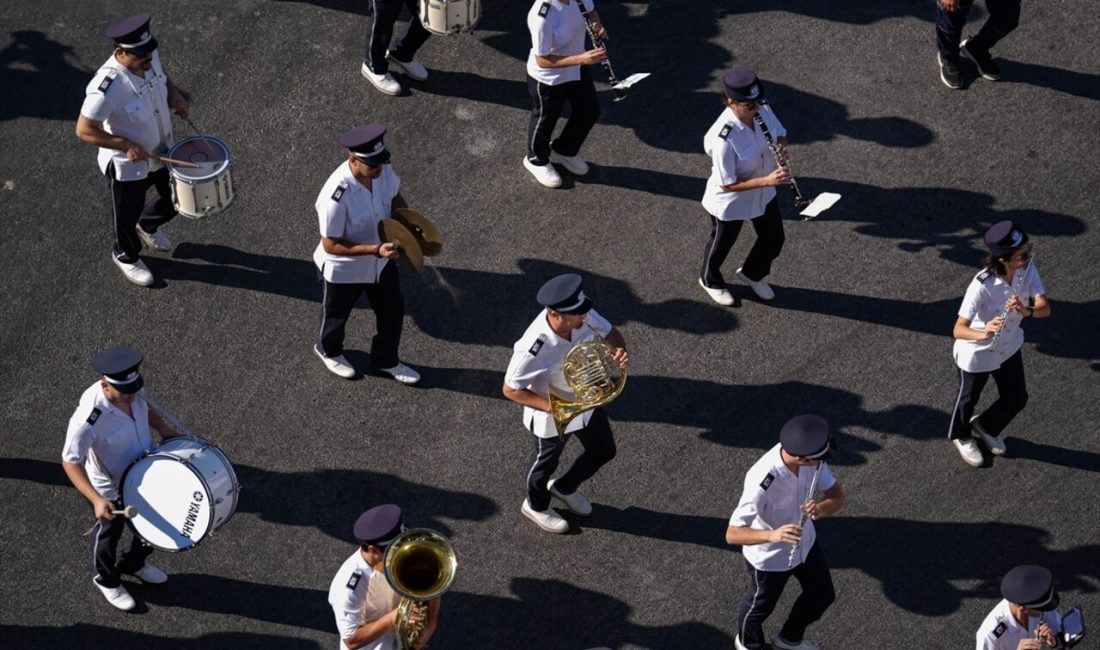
[0,31,90,122]
[1001,58,1100,102]
[434,578,732,649]
[0,623,320,649]
[151,242,319,302]
[0,457,70,487]
[1004,437,1100,474]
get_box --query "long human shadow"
[1002,58,1100,102]
[0,457,69,487]
[820,516,1100,616]
[149,243,318,302]
[233,464,497,541]
[0,31,90,122]
[581,505,728,551]
[573,164,705,201]
[1006,438,1100,473]
[1,624,319,649]
[141,573,331,632]
[435,578,731,649]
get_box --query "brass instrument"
[383,528,457,650]
[548,325,627,438]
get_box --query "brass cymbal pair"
[377,208,443,271]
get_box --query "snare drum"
[121,436,239,552]
[418,0,480,35]
[165,136,235,218]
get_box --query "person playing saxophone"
[725,415,845,650]
[503,273,628,534]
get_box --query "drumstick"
[183,116,215,152]
[153,154,202,168]
[81,505,138,535]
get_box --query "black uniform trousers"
[364,0,432,74]
[935,0,1021,64]
[948,349,1028,441]
[526,67,600,165]
[91,500,154,588]
[701,197,785,288]
[525,408,616,512]
[318,262,404,369]
[737,541,835,649]
[105,164,177,263]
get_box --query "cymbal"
[378,218,424,271]
[392,208,443,257]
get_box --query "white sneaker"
[773,635,821,650]
[549,150,589,176]
[93,577,136,611]
[736,268,775,301]
[698,278,734,306]
[377,362,421,385]
[520,499,569,534]
[548,479,592,516]
[523,157,562,188]
[112,257,155,287]
[127,562,168,584]
[734,635,750,650]
[137,226,171,252]
[970,416,1006,456]
[314,346,356,379]
[387,53,428,81]
[361,63,402,95]
[953,438,983,467]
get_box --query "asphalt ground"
[1,1,1098,648]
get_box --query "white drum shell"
[121,436,238,552]
[419,0,480,35]
[166,136,236,219]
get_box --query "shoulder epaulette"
[96,71,117,94]
[346,570,361,590]
[759,473,774,490]
[528,336,546,357]
[992,621,1006,638]
[538,2,550,18]
[86,407,102,425]
[331,181,348,202]
[718,124,733,141]
[976,269,993,283]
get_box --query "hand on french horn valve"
[610,347,630,370]
[770,523,803,544]
[377,241,401,260]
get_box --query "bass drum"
[418,0,480,35]
[121,436,239,552]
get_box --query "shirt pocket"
[123,98,151,126]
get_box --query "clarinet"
[787,464,821,568]
[988,256,1034,351]
[755,111,810,211]
[578,5,625,102]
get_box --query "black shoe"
[961,38,1001,80]
[938,53,962,89]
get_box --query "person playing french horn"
[503,274,628,534]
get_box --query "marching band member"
[725,415,844,650]
[948,220,1050,467]
[361,0,433,96]
[523,0,608,188]
[976,565,1062,650]
[328,505,439,650]
[312,124,421,385]
[698,68,789,306]
[935,0,1021,89]
[503,274,628,534]
[75,13,190,287]
[61,346,181,610]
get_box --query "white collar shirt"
[526,0,595,85]
[504,307,613,438]
[953,264,1045,373]
[61,382,153,501]
[701,105,786,221]
[728,443,837,571]
[80,51,172,181]
[328,550,385,650]
[975,599,1062,650]
[312,161,400,284]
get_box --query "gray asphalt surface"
[2,1,1099,648]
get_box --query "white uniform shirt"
[953,264,1045,373]
[61,383,153,501]
[975,599,1062,650]
[526,0,595,85]
[80,51,173,181]
[701,105,786,221]
[504,308,613,438]
[328,550,398,650]
[312,161,400,284]
[728,443,837,572]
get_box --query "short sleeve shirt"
[328,550,378,650]
[80,51,173,181]
[729,444,836,571]
[61,382,153,501]
[312,161,400,284]
[975,599,1062,650]
[701,104,786,221]
[526,0,595,85]
[953,264,1045,373]
[504,307,613,438]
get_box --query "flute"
[787,464,821,568]
[989,255,1034,351]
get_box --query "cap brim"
[114,376,144,394]
[1034,590,1060,611]
[123,38,158,56]
[557,297,593,315]
[360,150,391,166]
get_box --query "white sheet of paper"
[799,192,841,218]
[613,72,651,90]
